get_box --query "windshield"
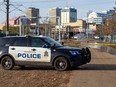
[42,37,63,47]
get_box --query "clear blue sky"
[0,0,115,25]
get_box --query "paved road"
[67,48,116,87]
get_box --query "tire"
[1,56,14,70]
[54,57,69,71]
[86,47,91,62]
[82,48,87,63]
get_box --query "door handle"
[11,48,15,50]
[31,49,36,51]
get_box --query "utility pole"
[4,0,9,36]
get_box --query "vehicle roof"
[1,35,48,38]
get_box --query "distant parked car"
[73,35,78,39]
[94,35,100,39]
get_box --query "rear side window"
[13,37,28,46]
[0,38,13,46]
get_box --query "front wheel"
[54,57,69,71]
[86,47,91,62]
[1,56,14,70]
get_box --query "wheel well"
[0,55,15,64]
[52,56,71,67]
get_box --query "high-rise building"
[26,7,39,23]
[107,10,115,17]
[87,10,116,24]
[61,7,77,25]
[49,7,61,25]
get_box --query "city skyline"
[0,0,115,25]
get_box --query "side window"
[13,38,28,46]
[0,38,12,46]
[31,37,45,47]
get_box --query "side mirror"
[42,44,50,48]
[60,42,64,45]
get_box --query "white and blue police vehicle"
[0,36,91,71]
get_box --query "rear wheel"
[1,56,14,70]
[54,57,69,71]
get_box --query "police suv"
[0,36,91,71]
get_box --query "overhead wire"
[0,2,6,13]
[9,4,23,13]
[0,0,115,22]
[10,4,26,14]
[0,2,4,6]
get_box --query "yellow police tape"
[81,43,116,46]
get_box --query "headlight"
[0,51,3,55]
[69,51,81,55]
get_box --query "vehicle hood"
[55,46,82,51]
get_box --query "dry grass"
[62,40,80,47]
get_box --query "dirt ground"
[0,42,116,87]
[0,66,71,87]
[0,40,78,87]
[67,48,116,87]
[0,40,79,87]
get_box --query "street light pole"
[37,16,40,35]
[19,17,22,36]
[49,16,61,41]
[58,16,61,42]
[86,13,89,39]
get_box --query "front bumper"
[69,48,91,67]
